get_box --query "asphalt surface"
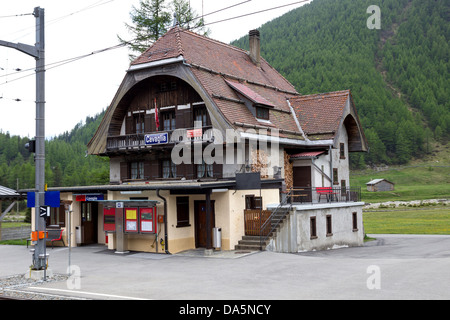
[1,234,449,301]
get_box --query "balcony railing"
[284,187,361,204]
[106,126,213,152]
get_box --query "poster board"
[124,208,139,233]
[103,208,116,232]
[140,208,157,234]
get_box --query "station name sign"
[145,132,168,145]
[75,194,104,202]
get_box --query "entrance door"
[194,200,215,248]
[293,166,312,202]
[81,202,98,245]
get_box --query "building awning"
[290,151,325,159]
[0,185,24,200]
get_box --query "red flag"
[154,98,159,131]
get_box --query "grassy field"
[351,165,450,203]
[351,161,449,235]
[363,206,450,235]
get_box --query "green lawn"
[351,166,450,203]
[363,207,450,235]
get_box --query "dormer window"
[256,107,269,120]
[225,80,274,122]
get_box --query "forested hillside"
[0,0,448,191]
[232,0,449,167]
[0,111,109,190]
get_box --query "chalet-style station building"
[30,27,368,254]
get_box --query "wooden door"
[194,200,215,248]
[293,166,312,202]
[81,202,98,245]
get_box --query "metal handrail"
[257,186,362,250]
[259,190,293,249]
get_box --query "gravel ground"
[364,198,449,209]
[0,273,87,300]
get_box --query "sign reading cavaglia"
[145,132,168,145]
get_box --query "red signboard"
[187,128,202,138]
[140,208,157,234]
[103,208,116,232]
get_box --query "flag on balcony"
[154,98,159,131]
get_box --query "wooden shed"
[366,179,395,192]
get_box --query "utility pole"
[0,7,46,273]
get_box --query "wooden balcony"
[106,126,213,153]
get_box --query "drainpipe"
[329,145,333,186]
[156,189,170,254]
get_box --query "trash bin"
[213,227,222,250]
[75,226,84,244]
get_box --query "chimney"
[249,29,261,67]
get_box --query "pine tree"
[118,0,208,61]
[118,0,172,60]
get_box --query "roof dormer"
[225,79,275,123]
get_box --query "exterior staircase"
[235,206,292,251]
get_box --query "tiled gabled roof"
[132,27,297,93]
[289,90,350,140]
[131,27,302,138]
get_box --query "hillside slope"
[0,111,109,190]
[231,0,449,166]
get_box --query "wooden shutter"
[125,115,133,134]
[184,163,194,180]
[120,162,129,181]
[150,160,160,179]
[144,113,151,133]
[144,161,151,180]
[176,106,185,129]
[176,163,185,179]
[213,163,223,179]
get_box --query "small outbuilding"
[366,179,395,192]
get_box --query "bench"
[288,189,310,203]
[48,229,64,249]
[316,187,338,202]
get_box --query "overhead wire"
[0,42,128,87]
[0,0,311,93]
[0,13,33,19]
[0,0,117,41]
[190,0,311,29]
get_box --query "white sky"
[0,0,311,138]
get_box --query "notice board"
[124,208,139,233]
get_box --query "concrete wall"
[266,202,364,253]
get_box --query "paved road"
[1,234,449,301]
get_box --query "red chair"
[50,229,65,249]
